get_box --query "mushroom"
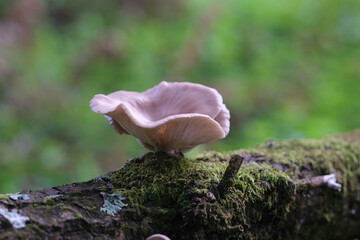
[146,234,171,240]
[90,81,230,153]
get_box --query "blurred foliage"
[0,0,359,193]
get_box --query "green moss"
[195,151,231,162]
[43,195,62,204]
[111,152,220,206]
[0,194,9,200]
[104,152,292,238]
[44,196,53,204]
[61,205,69,212]
[105,134,360,239]
[14,233,25,239]
[26,223,42,232]
[237,137,360,197]
[83,205,97,211]
[75,212,83,219]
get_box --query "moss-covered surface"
[0,130,359,239]
[104,153,293,239]
[91,131,360,239]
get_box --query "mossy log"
[1,130,360,240]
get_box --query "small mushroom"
[90,81,230,153]
[146,234,171,240]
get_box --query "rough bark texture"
[0,130,360,240]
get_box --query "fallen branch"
[0,130,360,240]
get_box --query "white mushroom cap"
[90,81,230,153]
[146,234,171,240]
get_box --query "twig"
[241,185,249,204]
[298,173,341,192]
[217,154,244,199]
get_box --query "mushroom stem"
[217,154,244,199]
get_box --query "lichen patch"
[323,173,342,191]
[8,194,30,201]
[100,192,127,216]
[0,206,29,229]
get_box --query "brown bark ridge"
[0,130,360,240]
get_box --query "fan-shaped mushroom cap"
[90,81,230,153]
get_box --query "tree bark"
[0,130,360,240]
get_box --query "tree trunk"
[0,130,360,240]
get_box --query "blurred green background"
[0,0,359,193]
